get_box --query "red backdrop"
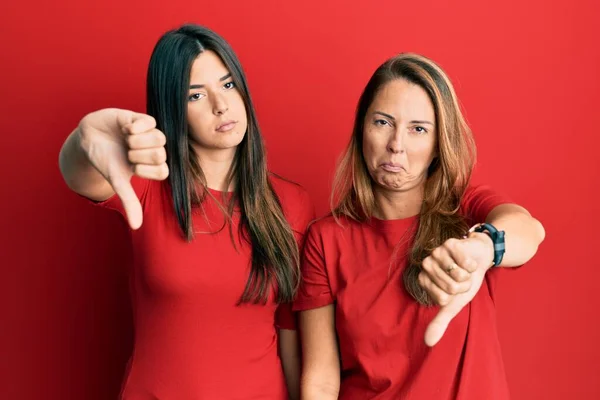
[2,0,599,398]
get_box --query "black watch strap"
[473,223,505,267]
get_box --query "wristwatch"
[471,223,505,267]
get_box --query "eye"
[374,119,389,126]
[413,126,428,134]
[224,81,236,90]
[188,93,205,102]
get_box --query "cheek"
[363,131,387,163]
[362,129,380,162]
[407,140,436,167]
[187,108,211,139]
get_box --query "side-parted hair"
[331,53,476,305]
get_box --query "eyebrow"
[189,73,232,89]
[373,111,434,126]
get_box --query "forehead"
[370,79,434,119]
[189,50,230,83]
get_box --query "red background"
[2,0,599,398]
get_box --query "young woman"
[295,53,545,399]
[59,24,314,399]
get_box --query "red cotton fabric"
[294,185,514,400]
[92,175,314,399]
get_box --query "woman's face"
[186,50,248,158]
[362,78,437,194]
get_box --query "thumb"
[424,296,468,347]
[111,173,143,230]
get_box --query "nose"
[213,93,229,116]
[387,129,404,154]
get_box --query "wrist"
[469,231,495,270]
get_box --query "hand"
[420,233,495,346]
[418,238,476,306]
[78,108,168,229]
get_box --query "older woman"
[294,53,545,399]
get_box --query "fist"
[78,108,169,229]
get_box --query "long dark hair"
[146,24,299,304]
[332,53,476,305]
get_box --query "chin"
[214,133,246,149]
[378,182,407,191]
[375,173,417,192]
[226,137,245,149]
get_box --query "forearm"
[300,375,340,400]
[58,127,111,199]
[298,306,340,400]
[483,204,545,267]
[279,329,301,400]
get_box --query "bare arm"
[58,126,114,201]
[279,329,301,400]
[477,203,545,267]
[299,305,340,400]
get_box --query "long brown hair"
[332,53,476,305]
[146,24,299,305]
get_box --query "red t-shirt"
[294,185,514,400]
[92,175,314,399]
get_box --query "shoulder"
[268,173,315,233]
[461,184,511,208]
[460,183,512,223]
[306,213,355,239]
[269,173,311,203]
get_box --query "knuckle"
[457,270,470,282]
[445,238,459,251]
[159,164,169,179]
[446,238,458,247]
[438,293,451,306]
[446,282,459,295]
[159,148,167,163]
[432,247,443,258]
[151,149,162,163]
[418,272,428,286]
[422,257,433,271]
[126,134,136,148]
[156,131,167,146]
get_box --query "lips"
[380,162,403,172]
[216,120,237,132]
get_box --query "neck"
[193,146,236,192]
[373,184,424,220]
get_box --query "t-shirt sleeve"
[461,184,512,226]
[84,175,152,220]
[293,225,335,311]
